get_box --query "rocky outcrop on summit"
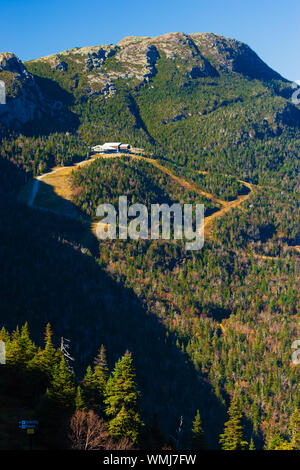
[115,33,217,78]
[0,53,69,129]
[0,53,31,76]
[0,32,288,129]
[84,47,118,72]
[29,41,160,97]
[118,36,151,47]
[190,33,284,80]
[116,43,160,82]
[149,32,199,59]
[34,45,118,68]
[0,53,47,128]
[28,32,220,96]
[26,32,284,99]
[146,32,217,77]
[113,32,280,80]
[81,42,160,96]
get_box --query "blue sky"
[1,0,299,81]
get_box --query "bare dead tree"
[105,437,135,450]
[69,410,107,450]
[69,410,136,450]
[170,415,184,450]
[60,337,74,371]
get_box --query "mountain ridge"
[27,31,286,81]
[0,31,296,142]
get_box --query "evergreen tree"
[6,325,21,364]
[266,410,300,450]
[47,355,76,409]
[249,436,255,450]
[289,408,300,450]
[94,344,109,399]
[104,351,143,444]
[0,326,10,343]
[0,327,10,365]
[191,409,206,450]
[82,365,100,411]
[19,323,37,363]
[75,386,87,411]
[274,441,294,450]
[6,323,36,366]
[266,432,286,450]
[38,323,61,379]
[219,394,248,450]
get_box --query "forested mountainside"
[0,32,299,450]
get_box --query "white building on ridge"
[91,142,131,153]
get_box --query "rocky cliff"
[0,52,65,130]
[0,53,46,128]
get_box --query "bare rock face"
[82,46,119,72]
[0,53,30,75]
[148,32,198,59]
[121,33,217,78]
[144,32,217,77]
[0,53,69,130]
[31,45,121,97]
[35,45,119,71]
[116,32,217,79]
[190,33,283,80]
[116,43,160,82]
[0,53,46,127]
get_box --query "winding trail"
[19,155,100,218]
[144,158,225,206]
[19,152,255,240]
[203,180,253,237]
[90,153,255,238]
[147,159,254,237]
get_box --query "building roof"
[91,142,130,152]
[102,142,122,148]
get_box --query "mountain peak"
[0,32,290,130]
[118,36,151,46]
[25,32,285,82]
[0,52,29,76]
[190,33,284,80]
[115,32,284,80]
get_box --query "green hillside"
[22,34,299,190]
[0,32,299,450]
